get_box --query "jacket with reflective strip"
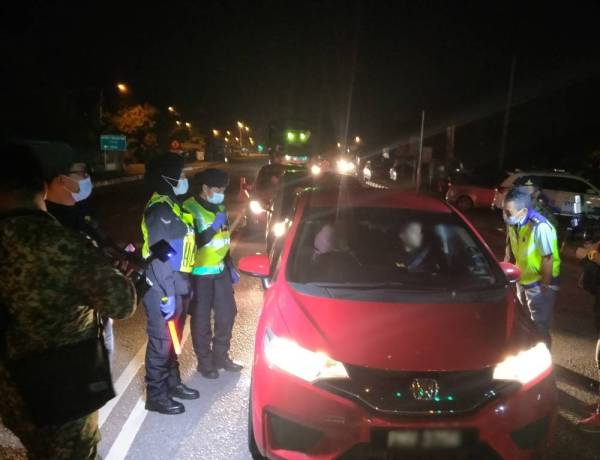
[508,209,560,286]
[141,193,196,273]
[183,197,231,275]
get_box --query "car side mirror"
[499,261,520,284]
[239,254,270,278]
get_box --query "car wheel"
[456,195,474,212]
[248,393,267,459]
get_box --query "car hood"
[281,284,517,372]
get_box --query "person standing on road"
[0,142,136,459]
[141,154,199,414]
[31,142,126,354]
[504,188,561,344]
[183,168,243,379]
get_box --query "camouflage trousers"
[0,366,100,460]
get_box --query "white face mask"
[162,175,188,195]
[173,178,189,195]
[64,176,93,202]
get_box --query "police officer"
[184,168,243,378]
[0,142,136,459]
[141,154,199,414]
[504,187,561,344]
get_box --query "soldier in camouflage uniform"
[0,142,136,459]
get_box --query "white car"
[492,171,600,216]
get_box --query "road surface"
[0,158,598,459]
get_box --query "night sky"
[2,1,600,171]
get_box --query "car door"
[540,176,573,215]
[580,179,600,216]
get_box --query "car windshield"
[287,207,501,291]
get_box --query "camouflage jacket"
[0,210,136,360]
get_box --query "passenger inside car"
[309,221,361,282]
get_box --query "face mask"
[173,178,189,196]
[504,210,526,226]
[65,176,93,202]
[207,191,225,204]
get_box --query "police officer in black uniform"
[142,154,199,414]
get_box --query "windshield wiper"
[303,281,452,291]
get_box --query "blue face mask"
[173,178,189,196]
[208,191,225,204]
[66,176,93,202]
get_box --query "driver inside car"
[393,221,445,273]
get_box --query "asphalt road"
[1,158,599,459]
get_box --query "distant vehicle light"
[284,155,292,161]
[286,131,296,142]
[363,166,372,181]
[272,221,286,238]
[337,158,356,174]
[299,132,307,142]
[311,164,322,176]
[249,200,265,215]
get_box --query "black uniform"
[141,154,197,410]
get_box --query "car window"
[286,207,501,293]
[543,177,588,194]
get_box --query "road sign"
[100,134,127,151]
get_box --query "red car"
[446,182,496,212]
[240,189,557,460]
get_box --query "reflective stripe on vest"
[508,210,560,286]
[141,193,196,273]
[183,197,231,275]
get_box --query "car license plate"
[387,429,463,450]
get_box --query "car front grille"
[316,365,517,417]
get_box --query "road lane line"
[104,398,147,460]
[100,343,147,428]
[104,325,191,460]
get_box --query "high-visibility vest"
[183,197,231,275]
[508,210,560,287]
[141,193,196,273]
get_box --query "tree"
[108,103,160,163]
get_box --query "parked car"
[240,187,557,460]
[492,171,600,217]
[446,173,500,212]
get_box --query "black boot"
[145,397,185,415]
[169,383,200,400]
[215,356,243,372]
[198,354,219,379]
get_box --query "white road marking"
[100,343,147,427]
[104,325,192,460]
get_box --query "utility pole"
[498,56,517,173]
[415,109,426,192]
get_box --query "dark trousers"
[190,272,237,368]
[143,288,186,400]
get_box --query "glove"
[160,296,176,320]
[229,267,240,285]
[211,212,228,231]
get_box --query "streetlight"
[237,121,244,149]
[185,122,191,128]
[212,129,220,137]
[175,120,181,126]
[226,130,231,136]
[244,126,250,132]
[235,137,240,142]
[336,142,341,149]
[168,106,176,113]
[354,136,362,144]
[224,137,229,143]
[117,82,128,93]
[249,137,255,146]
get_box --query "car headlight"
[493,342,552,385]
[264,329,349,382]
[249,200,264,214]
[311,164,322,176]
